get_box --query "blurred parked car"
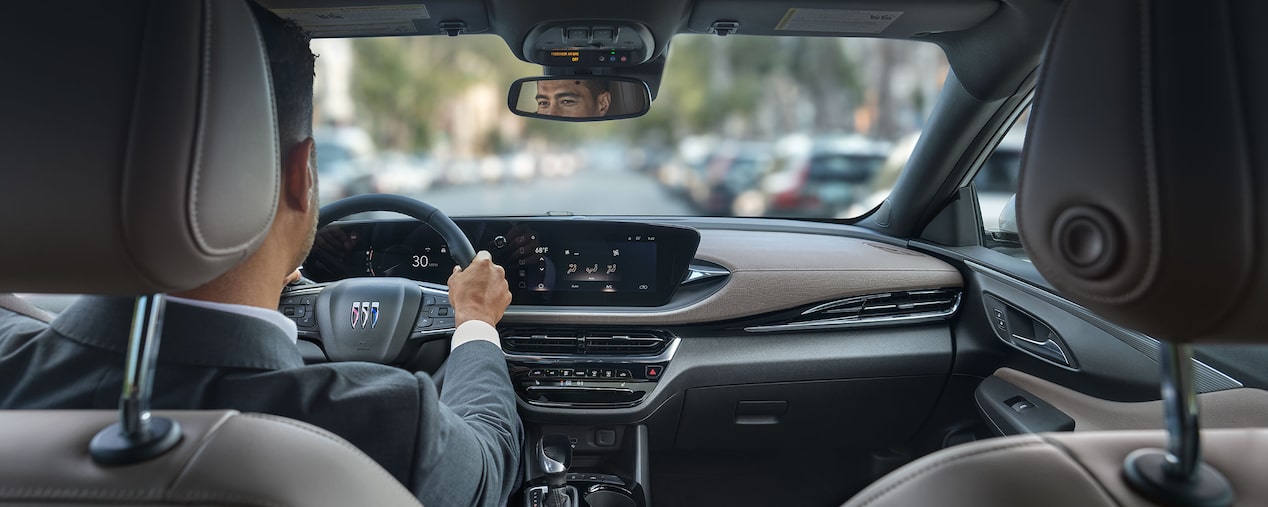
[759,135,891,217]
[505,152,537,182]
[843,132,922,218]
[314,126,378,204]
[373,151,437,196]
[657,136,716,195]
[479,155,506,183]
[688,142,774,215]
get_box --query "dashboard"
[302,219,701,307]
[278,215,969,481]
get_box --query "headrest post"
[1122,342,1233,507]
[121,294,165,437]
[89,294,183,465]
[1160,342,1200,479]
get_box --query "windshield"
[310,35,946,218]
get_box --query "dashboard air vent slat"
[747,289,961,333]
[502,331,670,356]
[584,333,666,354]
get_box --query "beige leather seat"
[845,0,1268,506]
[0,411,419,506]
[0,1,418,505]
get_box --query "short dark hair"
[248,1,315,151]
[580,79,610,99]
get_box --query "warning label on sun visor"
[273,5,430,37]
[776,8,903,34]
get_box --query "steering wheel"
[286,194,477,364]
[316,193,476,267]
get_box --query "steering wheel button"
[437,307,450,317]
[283,306,296,316]
[415,316,433,329]
[424,296,436,306]
[434,317,455,329]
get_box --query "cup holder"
[584,487,636,507]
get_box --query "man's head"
[176,3,318,307]
[253,2,320,277]
[253,3,314,155]
[535,79,611,118]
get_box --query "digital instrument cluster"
[303,219,700,306]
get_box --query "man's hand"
[448,251,512,327]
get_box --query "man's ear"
[597,91,611,116]
[282,137,315,213]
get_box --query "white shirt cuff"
[451,320,501,352]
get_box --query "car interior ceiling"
[5,0,1268,507]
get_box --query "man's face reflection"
[535,79,611,118]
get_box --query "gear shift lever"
[537,434,578,507]
[539,434,572,486]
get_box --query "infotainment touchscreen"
[514,239,657,296]
[303,219,701,307]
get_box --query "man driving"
[0,4,521,507]
[535,78,611,117]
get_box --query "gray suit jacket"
[0,296,522,507]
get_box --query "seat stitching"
[186,0,211,253]
[0,486,282,506]
[187,0,280,256]
[0,487,165,499]
[167,489,285,507]
[848,438,1047,507]
[1126,0,1164,305]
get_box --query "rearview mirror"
[508,76,651,122]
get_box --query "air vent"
[502,333,581,354]
[502,330,671,356]
[746,289,961,333]
[584,333,667,355]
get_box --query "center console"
[503,329,677,408]
[507,328,667,506]
[523,427,651,507]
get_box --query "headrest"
[1018,0,1268,344]
[0,0,279,294]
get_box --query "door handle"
[984,293,1076,368]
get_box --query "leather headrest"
[1018,0,1268,344]
[0,0,279,294]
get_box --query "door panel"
[913,243,1254,434]
[991,367,1268,431]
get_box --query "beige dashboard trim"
[993,367,1268,431]
[502,230,963,326]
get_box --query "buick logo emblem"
[351,301,379,329]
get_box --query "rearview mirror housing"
[508,76,651,122]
